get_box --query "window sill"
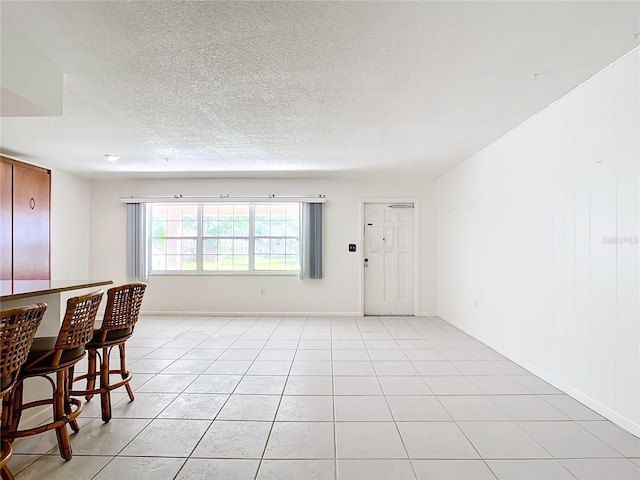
[148,271,300,277]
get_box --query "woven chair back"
[0,303,47,393]
[102,283,147,332]
[56,290,104,352]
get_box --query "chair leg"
[100,347,112,423]
[9,382,23,435]
[0,439,15,480]
[119,343,134,401]
[0,465,15,480]
[85,349,97,401]
[65,369,80,434]
[53,371,72,461]
[1,393,11,442]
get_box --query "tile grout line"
[90,315,233,480]
[330,316,338,480]
[114,316,234,479]
[366,315,419,480]
[10,315,640,480]
[252,315,300,480]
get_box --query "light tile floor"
[8,315,640,480]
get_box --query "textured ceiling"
[1,1,639,179]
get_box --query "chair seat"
[87,327,132,348]
[23,337,85,372]
[1,375,12,392]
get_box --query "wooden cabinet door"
[12,163,50,280]
[0,160,12,280]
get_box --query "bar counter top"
[0,280,113,302]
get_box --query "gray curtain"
[300,202,323,279]
[126,203,147,280]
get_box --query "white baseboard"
[143,310,439,318]
[142,310,363,317]
[523,366,640,438]
[442,316,640,438]
[508,354,640,437]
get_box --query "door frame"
[360,198,420,316]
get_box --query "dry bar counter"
[0,280,113,336]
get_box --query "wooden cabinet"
[0,156,51,281]
[0,161,12,280]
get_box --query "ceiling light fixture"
[105,154,119,162]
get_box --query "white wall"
[438,49,639,434]
[50,168,91,279]
[89,174,438,316]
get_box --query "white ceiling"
[1,1,638,179]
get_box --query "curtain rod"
[119,194,326,204]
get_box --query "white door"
[364,203,414,315]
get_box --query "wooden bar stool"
[0,303,47,480]
[71,283,146,423]
[0,441,14,480]
[2,290,103,461]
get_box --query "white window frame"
[147,202,301,275]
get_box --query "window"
[148,203,300,273]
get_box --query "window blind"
[300,202,323,279]
[126,203,147,280]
